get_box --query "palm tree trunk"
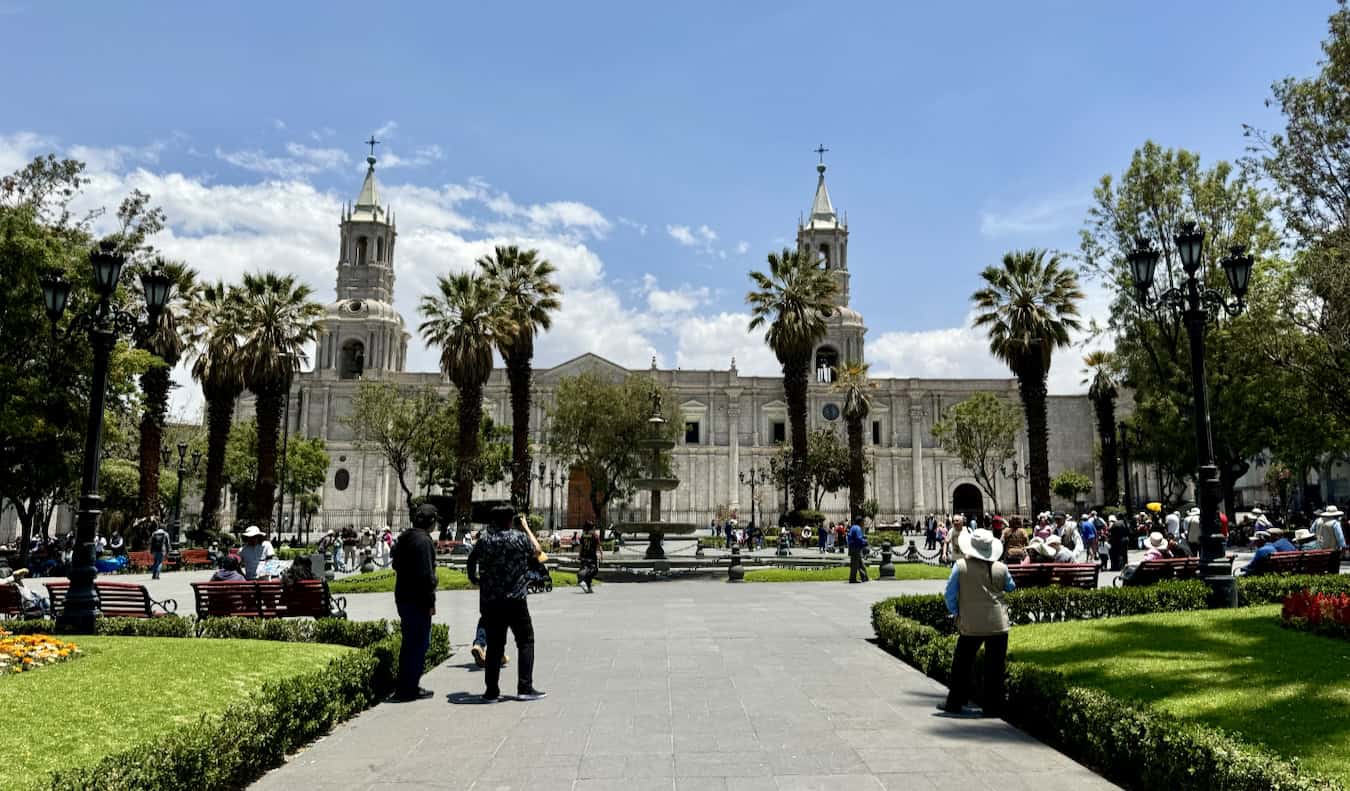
[199,387,237,535]
[783,354,810,513]
[455,380,484,523]
[137,365,171,517]
[1017,363,1052,516]
[1093,396,1119,506]
[253,384,284,530]
[846,416,865,523]
[506,351,533,510]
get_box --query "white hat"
[1267,527,1285,537]
[1250,507,1264,516]
[1030,539,1056,558]
[1254,530,1272,541]
[957,528,1003,563]
[1322,506,1344,519]
[1046,534,1063,547]
[1145,531,1168,550]
[1187,507,1201,517]
[1293,528,1317,544]
[242,525,263,538]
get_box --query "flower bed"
[0,627,81,674]
[1281,589,1350,640]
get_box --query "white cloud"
[216,141,351,179]
[618,216,648,236]
[379,144,445,170]
[671,312,777,374]
[374,120,398,139]
[641,274,710,314]
[666,222,723,256]
[736,240,750,255]
[272,119,287,131]
[667,224,696,246]
[979,193,1088,238]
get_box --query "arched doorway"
[339,340,365,380]
[951,483,984,520]
[565,467,597,531]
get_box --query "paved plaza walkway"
[244,579,1116,791]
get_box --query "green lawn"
[0,636,349,788]
[330,566,578,594]
[745,563,950,582]
[1013,605,1350,785]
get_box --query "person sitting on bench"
[1241,531,1275,576]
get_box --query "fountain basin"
[633,477,681,492]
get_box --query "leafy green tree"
[833,362,875,523]
[413,400,511,498]
[185,280,245,531]
[1245,2,1350,436]
[98,458,176,540]
[972,250,1083,516]
[477,246,562,510]
[222,419,328,525]
[1080,141,1281,520]
[770,427,852,511]
[931,392,1021,515]
[747,247,838,515]
[0,155,161,566]
[1051,470,1094,506]
[344,382,446,515]
[545,372,678,527]
[232,273,322,529]
[419,271,510,523]
[1081,351,1121,506]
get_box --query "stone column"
[910,404,925,518]
[728,402,741,511]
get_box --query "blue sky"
[1,1,1333,412]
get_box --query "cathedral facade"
[237,154,1106,532]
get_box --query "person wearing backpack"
[148,521,171,580]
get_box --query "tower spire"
[809,146,836,226]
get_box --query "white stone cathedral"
[237,152,1106,533]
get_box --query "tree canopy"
[931,392,1021,515]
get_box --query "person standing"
[391,504,438,702]
[924,518,937,551]
[148,521,171,580]
[945,516,967,562]
[1315,506,1346,555]
[577,520,602,593]
[1165,509,1182,540]
[1109,515,1132,571]
[239,526,276,580]
[941,528,1016,716]
[846,519,869,583]
[467,507,546,702]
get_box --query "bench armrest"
[154,596,178,615]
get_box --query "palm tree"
[747,247,838,514]
[477,246,561,511]
[419,271,512,523]
[186,280,245,536]
[232,272,322,530]
[833,362,875,524]
[134,259,198,525]
[1082,350,1120,506]
[972,249,1084,516]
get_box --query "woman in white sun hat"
[1315,505,1345,554]
[940,528,1016,717]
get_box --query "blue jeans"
[396,601,432,696]
[151,551,165,579]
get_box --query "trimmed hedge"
[873,606,1338,791]
[1239,574,1350,605]
[16,618,450,791]
[876,580,1210,635]
[5,617,194,638]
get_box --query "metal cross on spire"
[814,144,829,164]
[365,135,381,158]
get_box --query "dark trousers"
[482,599,535,696]
[151,551,165,579]
[396,601,432,696]
[944,633,1008,714]
[577,560,598,586]
[849,548,868,582]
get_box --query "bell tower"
[337,140,396,303]
[797,149,866,377]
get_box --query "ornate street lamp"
[738,466,771,537]
[538,463,564,533]
[1128,223,1253,606]
[161,441,203,545]
[41,242,173,633]
[1000,458,1024,517]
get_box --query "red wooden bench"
[177,548,211,569]
[1250,548,1340,576]
[1116,556,1201,586]
[126,551,154,571]
[0,583,25,619]
[1007,563,1100,589]
[190,579,346,623]
[45,580,178,617]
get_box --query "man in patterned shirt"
[467,506,546,701]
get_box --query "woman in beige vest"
[940,527,1015,717]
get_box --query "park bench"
[0,583,25,619]
[126,551,153,571]
[1115,556,1201,587]
[177,548,211,569]
[44,580,178,617]
[435,540,465,555]
[1006,563,1100,589]
[1249,548,1340,576]
[190,579,346,623]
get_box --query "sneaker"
[481,691,501,703]
[517,688,547,701]
[393,687,434,702]
[471,644,486,667]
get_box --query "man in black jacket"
[468,507,546,702]
[391,503,439,701]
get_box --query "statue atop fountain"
[619,389,698,560]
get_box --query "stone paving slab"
[249,579,1117,790]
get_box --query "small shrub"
[7,618,194,638]
[1240,574,1350,605]
[1281,589,1350,641]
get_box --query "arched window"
[339,340,365,380]
[376,236,384,261]
[356,236,368,265]
[815,345,839,383]
[818,243,831,269]
[334,469,350,491]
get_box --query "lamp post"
[1000,458,1024,518]
[1118,422,1134,514]
[1128,222,1253,607]
[41,242,173,633]
[540,464,564,533]
[738,466,771,533]
[768,456,789,523]
[160,442,203,545]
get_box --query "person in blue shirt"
[846,520,869,583]
[942,528,1017,717]
[1241,531,1276,575]
[1315,506,1346,552]
[1268,527,1298,553]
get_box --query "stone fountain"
[619,391,698,561]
